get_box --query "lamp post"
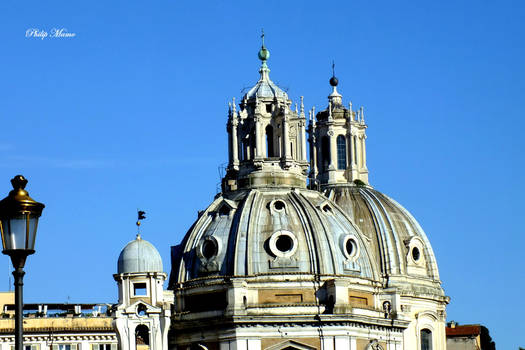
[0,175,44,350]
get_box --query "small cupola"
[117,234,163,274]
[222,33,309,192]
[308,68,369,186]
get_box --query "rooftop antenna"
[136,210,146,239]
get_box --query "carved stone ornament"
[365,340,384,350]
[327,130,334,136]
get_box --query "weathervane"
[136,209,146,237]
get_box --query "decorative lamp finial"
[258,30,270,64]
[329,60,338,87]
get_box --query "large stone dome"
[171,187,377,283]
[117,235,163,274]
[168,43,448,350]
[324,185,443,294]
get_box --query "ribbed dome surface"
[118,236,163,274]
[324,185,441,284]
[245,77,288,100]
[171,188,377,283]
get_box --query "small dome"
[244,78,288,100]
[117,235,163,274]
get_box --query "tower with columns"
[308,69,369,187]
[223,36,309,193]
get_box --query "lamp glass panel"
[27,216,38,250]
[4,216,26,250]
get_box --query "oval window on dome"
[273,200,286,211]
[341,235,359,260]
[269,230,298,258]
[202,240,218,260]
[198,236,220,262]
[345,239,355,256]
[412,246,421,262]
[275,234,293,253]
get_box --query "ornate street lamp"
[0,175,44,350]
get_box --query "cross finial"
[332,60,335,77]
[261,29,265,47]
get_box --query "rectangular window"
[91,344,117,350]
[51,344,77,350]
[12,345,39,350]
[133,283,147,296]
[336,135,347,170]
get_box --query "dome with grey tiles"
[324,185,442,290]
[171,187,377,282]
[117,235,163,274]
[243,43,288,101]
[244,71,289,100]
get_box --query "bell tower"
[222,35,309,192]
[309,68,369,187]
[112,234,173,350]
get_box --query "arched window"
[321,136,330,170]
[336,135,347,170]
[266,125,274,157]
[135,324,150,348]
[421,329,432,350]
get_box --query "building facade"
[169,40,449,350]
[0,292,117,350]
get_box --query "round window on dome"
[198,236,220,262]
[345,239,355,256]
[341,235,359,260]
[269,230,298,258]
[412,246,421,262]
[275,235,293,253]
[202,240,218,260]
[273,200,286,211]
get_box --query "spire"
[328,61,342,106]
[258,29,271,81]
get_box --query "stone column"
[299,120,307,161]
[254,116,262,158]
[362,134,367,170]
[232,118,239,169]
[328,129,337,183]
[283,113,291,159]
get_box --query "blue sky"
[1,0,524,348]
